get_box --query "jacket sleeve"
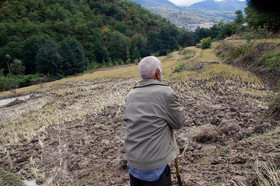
[165,91,185,129]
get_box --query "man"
[124,56,185,185]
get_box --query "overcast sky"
[168,0,246,7]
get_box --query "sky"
[168,0,246,7]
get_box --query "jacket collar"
[134,79,165,88]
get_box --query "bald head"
[139,56,163,81]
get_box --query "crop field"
[0,41,279,185]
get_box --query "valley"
[0,39,279,185]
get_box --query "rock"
[211,117,221,125]
[36,176,44,185]
[254,122,271,133]
[232,175,248,185]
[119,159,127,170]
[230,107,237,112]
[102,139,110,145]
[191,124,220,143]
[220,123,241,135]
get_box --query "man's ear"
[155,68,161,81]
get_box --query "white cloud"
[168,0,206,6]
[169,0,246,7]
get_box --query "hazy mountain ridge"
[189,0,247,11]
[131,0,177,8]
[131,0,246,30]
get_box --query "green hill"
[0,0,183,79]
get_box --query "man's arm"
[165,92,185,129]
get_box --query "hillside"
[148,7,236,30]
[131,0,245,30]
[131,0,177,8]
[0,37,279,185]
[189,0,247,11]
[0,0,177,79]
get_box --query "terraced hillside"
[0,40,279,185]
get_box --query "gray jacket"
[124,79,185,170]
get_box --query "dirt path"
[0,44,279,185]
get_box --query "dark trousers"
[129,165,172,186]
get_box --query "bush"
[174,63,184,72]
[263,52,280,70]
[0,77,19,91]
[0,74,47,92]
[201,37,212,49]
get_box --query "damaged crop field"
[0,39,279,185]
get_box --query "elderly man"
[124,56,185,185]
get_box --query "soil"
[0,44,279,185]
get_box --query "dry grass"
[0,43,267,148]
[254,159,280,186]
[198,64,263,84]
[1,39,278,186]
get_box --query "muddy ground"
[0,43,279,185]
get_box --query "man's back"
[124,79,185,170]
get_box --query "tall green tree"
[245,4,280,32]
[179,30,195,47]
[107,31,130,62]
[10,59,25,75]
[234,10,245,24]
[58,40,75,75]
[22,36,46,74]
[92,41,109,64]
[35,39,62,75]
[67,38,89,73]
[147,31,163,55]
[131,46,140,62]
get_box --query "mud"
[0,76,278,185]
[0,46,279,185]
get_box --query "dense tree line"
[0,0,196,81]
[194,4,280,42]
[194,10,246,42]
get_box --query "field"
[0,41,279,185]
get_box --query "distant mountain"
[131,0,247,30]
[132,0,177,8]
[189,0,247,11]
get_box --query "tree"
[131,46,140,62]
[58,40,75,75]
[67,38,89,73]
[130,34,149,58]
[234,10,245,24]
[201,37,212,49]
[92,40,109,64]
[22,36,46,74]
[35,39,62,75]
[147,31,163,55]
[10,59,25,75]
[218,22,236,39]
[245,4,280,32]
[107,31,130,62]
[179,30,195,48]
[0,23,8,47]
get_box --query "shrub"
[0,77,19,91]
[263,52,280,70]
[201,37,212,49]
[0,74,47,92]
[174,63,184,73]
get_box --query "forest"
[0,0,279,91]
